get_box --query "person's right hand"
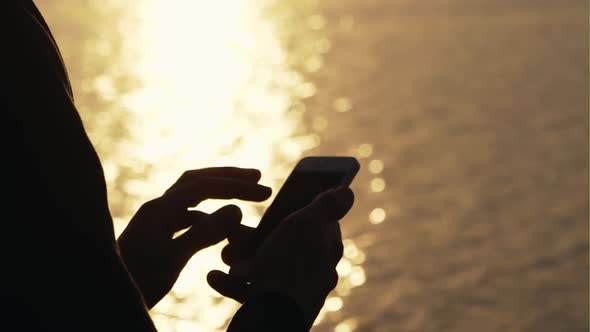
[208,186,354,327]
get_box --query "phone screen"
[251,170,349,248]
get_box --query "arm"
[227,293,307,332]
[6,3,157,330]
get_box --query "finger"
[221,241,258,266]
[228,259,253,280]
[324,222,344,264]
[207,270,250,303]
[166,167,262,194]
[174,205,242,255]
[221,243,253,266]
[289,186,355,227]
[328,269,340,293]
[167,210,209,234]
[228,224,256,244]
[163,176,272,208]
[222,224,257,264]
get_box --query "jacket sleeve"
[227,293,308,332]
[5,2,157,331]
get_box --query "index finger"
[166,167,262,195]
[164,176,272,208]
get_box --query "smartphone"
[250,156,360,251]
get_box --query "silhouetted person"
[6,1,354,331]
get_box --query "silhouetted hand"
[208,187,354,327]
[118,167,272,308]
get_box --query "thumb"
[175,205,242,256]
[207,270,250,303]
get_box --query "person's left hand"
[117,167,272,308]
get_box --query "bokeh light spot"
[308,14,326,30]
[305,55,323,72]
[368,159,384,174]
[312,116,328,131]
[337,259,352,276]
[349,267,366,286]
[333,97,352,112]
[335,319,358,332]
[369,208,386,224]
[357,144,373,158]
[297,82,317,98]
[315,38,332,53]
[325,296,344,312]
[370,177,386,192]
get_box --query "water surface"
[38,0,588,331]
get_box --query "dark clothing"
[7,1,159,330]
[6,1,306,331]
[228,293,307,332]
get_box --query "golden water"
[37,0,588,331]
[38,0,368,330]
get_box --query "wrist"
[251,283,323,328]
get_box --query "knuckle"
[284,210,304,224]
[141,198,161,211]
[225,204,242,214]
[335,241,344,260]
[328,271,339,290]
[221,246,233,264]
[312,193,331,210]
[178,170,196,182]
[323,193,342,212]
[316,189,333,200]
[312,193,341,217]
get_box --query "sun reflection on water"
[40,0,370,330]
[27,0,588,331]
[114,1,323,329]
